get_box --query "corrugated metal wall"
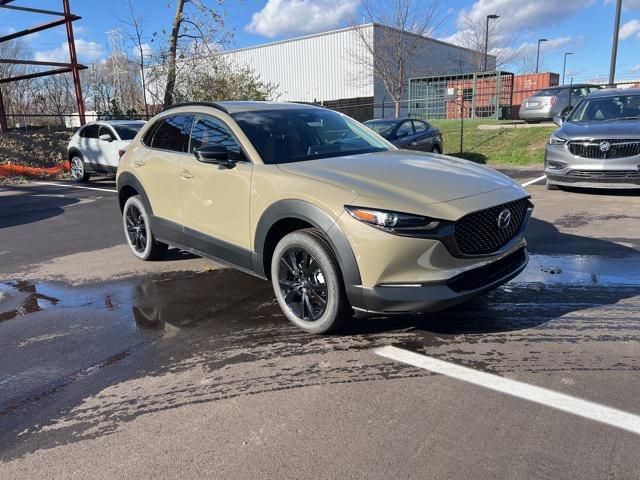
[222,25,375,103]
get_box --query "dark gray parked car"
[364,118,442,153]
[519,84,601,123]
[545,88,640,190]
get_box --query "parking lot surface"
[1,175,640,479]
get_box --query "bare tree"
[160,0,230,106]
[452,13,520,71]
[350,0,447,117]
[119,0,150,116]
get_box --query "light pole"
[609,0,622,86]
[535,38,548,73]
[483,14,499,72]
[562,52,573,84]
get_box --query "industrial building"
[222,24,494,120]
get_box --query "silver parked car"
[519,84,600,123]
[544,88,640,190]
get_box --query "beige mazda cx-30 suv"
[117,102,532,334]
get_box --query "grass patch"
[431,119,555,165]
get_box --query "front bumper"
[351,247,528,315]
[545,143,640,189]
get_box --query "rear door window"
[150,115,193,152]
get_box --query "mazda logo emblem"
[497,209,511,229]
[599,141,611,152]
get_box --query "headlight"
[549,135,567,145]
[345,206,441,233]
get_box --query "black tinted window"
[190,116,240,154]
[150,115,193,152]
[114,123,143,140]
[80,124,99,138]
[413,120,428,133]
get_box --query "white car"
[67,120,145,182]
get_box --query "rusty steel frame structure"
[0,0,87,133]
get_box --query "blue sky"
[2,0,640,82]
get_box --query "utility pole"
[483,14,499,72]
[608,0,622,86]
[562,52,573,84]
[535,38,547,74]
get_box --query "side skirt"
[150,215,267,280]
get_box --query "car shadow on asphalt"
[0,185,81,229]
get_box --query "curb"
[0,161,69,178]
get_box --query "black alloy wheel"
[278,247,328,321]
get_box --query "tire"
[271,228,350,334]
[523,119,540,124]
[69,153,91,183]
[546,180,561,190]
[431,144,442,154]
[122,195,168,261]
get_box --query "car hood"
[558,120,640,138]
[277,150,519,205]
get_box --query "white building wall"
[222,25,375,103]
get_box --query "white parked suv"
[67,120,145,182]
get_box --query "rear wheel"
[70,154,91,183]
[271,229,350,334]
[122,195,168,260]
[431,144,442,154]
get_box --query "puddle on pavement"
[518,254,640,286]
[2,253,640,332]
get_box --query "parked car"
[545,88,640,190]
[364,117,442,153]
[67,120,146,182]
[519,84,600,123]
[117,102,532,334]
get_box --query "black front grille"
[568,170,640,178]
[569,139,640,159]
[447,248,527,293]
[454,198,530,255]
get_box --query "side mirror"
[194,145,238,168]
[552,115,564,127]
[99,133,113,142]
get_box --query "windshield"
[364,121,397,137]
[114,123,144,140]
[534,88,563,97]
[232,109,391,164]
[568,94,640,122]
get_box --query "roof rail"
[160,101,229,114]
[290,101,322,107]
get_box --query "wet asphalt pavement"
[1,176,640,479]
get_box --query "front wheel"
[122,195,168,260]
[271,229,350,334]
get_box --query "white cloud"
[631,64,640,72]
[620,19,640,40]
[246,0,360,38]
[458,0,595,35]
[34,39,105,63]
[131,42,152,59]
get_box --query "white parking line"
[521,175,547,188]
[375,345,640,436]
[35,181,117,193]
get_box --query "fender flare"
[253,199,363,306]
[116,171,153,214]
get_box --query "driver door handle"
[180,169,194,179]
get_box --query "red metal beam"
[0,66,86,84]
[0,4,72,16]
[0,18,75,43]
[63,0,85,126]
[0,58,83,68]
